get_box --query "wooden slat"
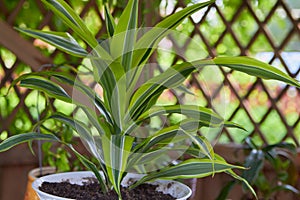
[0,20,51,70]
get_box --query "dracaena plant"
[1,0,299,199]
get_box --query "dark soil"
[40,179,175,200]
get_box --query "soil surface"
[40,180,175,200]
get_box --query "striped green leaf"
[213,56,300,88]
[16,28,87,57]
[41,0,98,47]
[0,132,108,192]
[132,0,213,67]
[104,4,116,37]
[16,69,124,135]
[49,113,100,156]
[129,134,215,171]
[49,71,113,124]
[14,72,113,137]
[132,123,213,160]
[89,56,127,132]
[20,76,71,103]
[0,132,59,152]
[128,0,214,91]
[129,148,173,167]
[214,154,257,199]
[67,144,108,192]
[131,158,244,188]
[101,135,134,196]
[224,121,247,131]
[125,105,220,134]
[128,66,190,120]
[46,72,114,137]
[137,105,224,124]
[129,56,300,121]
[14,71,113,128]
[110,0,138,74]
[132,125,184,154]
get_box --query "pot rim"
[29,166,57,179]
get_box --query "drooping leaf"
[131,158,244,188]
[213,57,300,88]
[50,71,113,124]
[226,169,258,199]
[262,142,296,153]
[0,132,59,152]
[209,154,257,199]
[129,56,300,121]
[20,77,71,103]
[131,123,214,166]
[14,70,113,125]
[41,0,98,47]
[16,28,87,57]
[67,144,108,192]
[49,113,100,157]
[216,181,236,200]
[135,105,224,124]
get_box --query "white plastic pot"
[32,171,192,200]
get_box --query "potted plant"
[1,0,299,199]
[216,138,300,200]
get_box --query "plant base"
[40,181,175,200]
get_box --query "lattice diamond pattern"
[161,0,300,145]
[0,0,299,146]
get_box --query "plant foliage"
[1,0,299,199]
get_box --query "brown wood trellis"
[0,0,299,146]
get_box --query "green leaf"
[131,124,214,166]
[129,56,300,121]
[67,144,108,192]
[0,133,59,152]
[213,154,257,199]
[136,105,224,124]
[104,4,116,37]
[89,56,126,131]
[41,0,98,47]
[49,71,113,124]
[242,149,264,186]
[101,135,134,196]
[224,121,247,131]
[16,28,87,57]
[20,77,71,103]
[134,0,213,62]
[216,181,236,200]
[226,169,258,199]
[128,0,214,91]
[131,158,244,188]
[111,0,138,74]
[13,71,113,126]
[271,184,300,194]
[49,113,100,156]
[132,125,184,154]
[262,142,296,153]
[128,63,192,120]
[213,57,300,88]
